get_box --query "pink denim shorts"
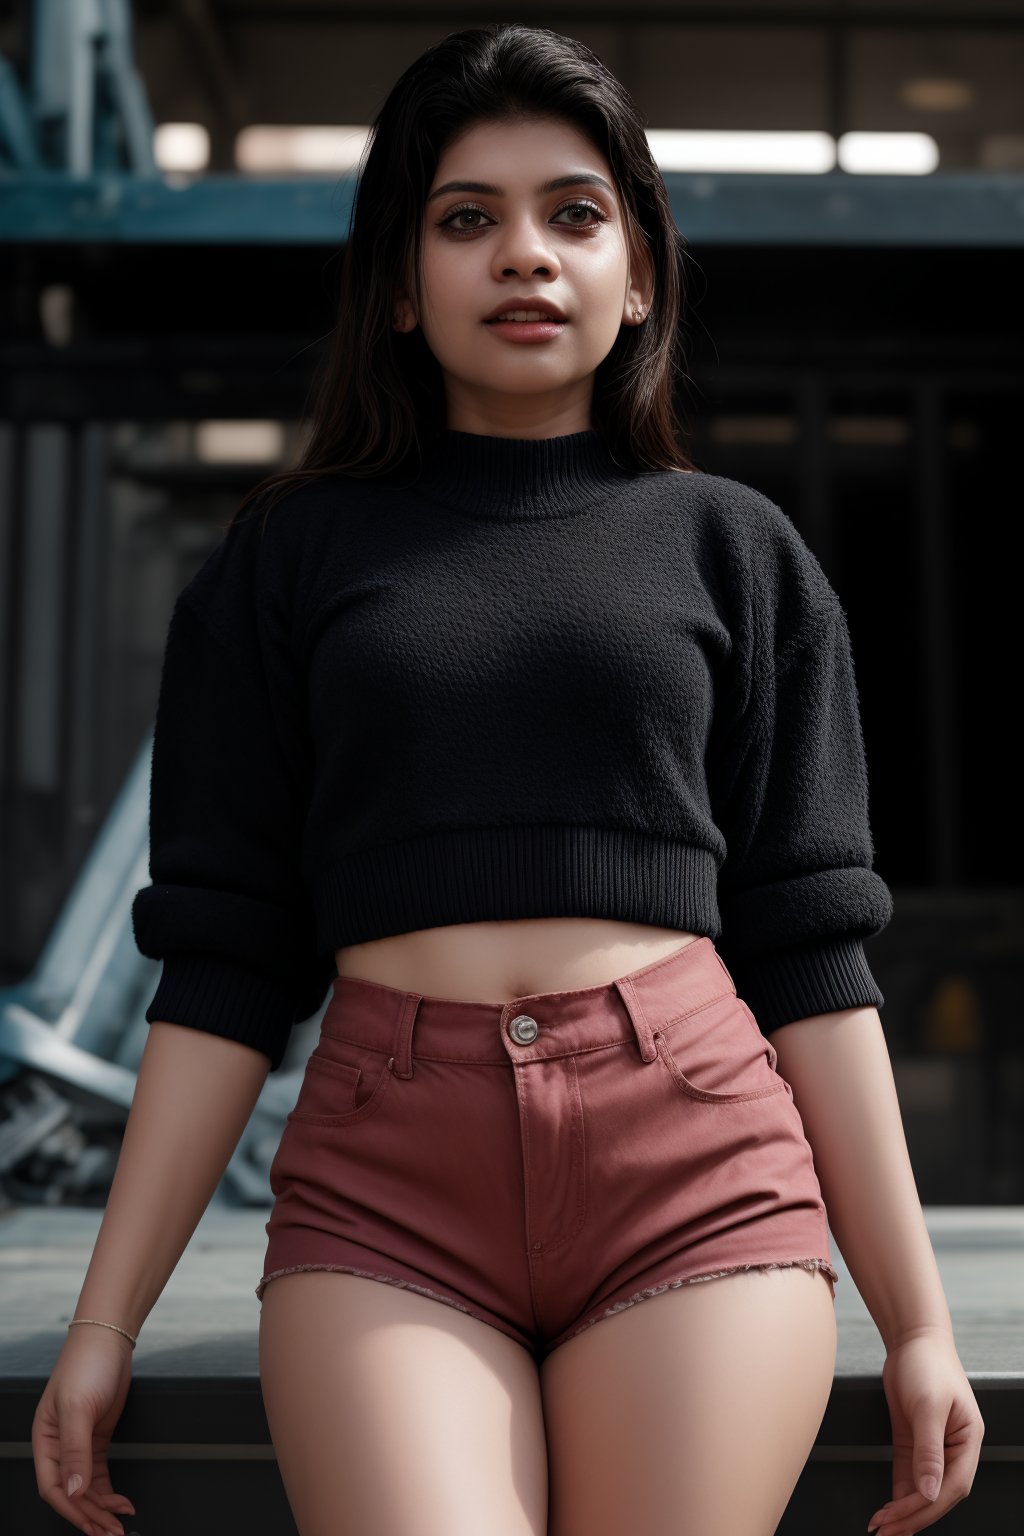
[256,936,838,1360]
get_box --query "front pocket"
[288,1041,395,1127]
[655,993,787,1104]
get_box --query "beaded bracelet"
[67,1318,138,1350]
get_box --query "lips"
[483,299,568,323]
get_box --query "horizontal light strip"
[155,125,944,178]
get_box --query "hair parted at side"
[232,21,701,529]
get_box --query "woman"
[34,22,982,1536]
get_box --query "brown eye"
[435,203,490,234]
[551,199,609,227]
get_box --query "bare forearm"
[73,1021,271,1338]
[769,1004,953,1352]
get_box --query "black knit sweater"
[131,427,893,1071]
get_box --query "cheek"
[575,287,630,355]
[578,255,631,329]
[419,236,476,293]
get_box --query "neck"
[409,426,629,520]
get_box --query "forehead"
[430,117,616,193]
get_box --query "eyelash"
[435,198,610,236]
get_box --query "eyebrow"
[427,173,617,204]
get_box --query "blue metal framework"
[4,167,1024,248]
[2,0,1024,247]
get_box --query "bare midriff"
[334,917,704,1003]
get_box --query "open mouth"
[484,313,567,324]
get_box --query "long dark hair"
[233,22,700,527]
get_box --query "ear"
[623,234,656,328]
[392,293,417,332]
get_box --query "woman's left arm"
[772,1003,985,1534]
[770,1002,950,1350]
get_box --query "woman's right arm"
[36,505,331,1532]
[73,1019,271,1338]
[33,1022,271,1535]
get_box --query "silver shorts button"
[509,1013,539,1045]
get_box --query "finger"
[73,1484,133,1533]
[867,1495,929,1531]
[870,1435,978,1529]
[44,1475,107,1535]
[96,1490,136,1516]
[78,1500,126,1536]
[867,1495,959,1536]
[79,1514,122,1536]
[47,1480,128,1536]
[909,1399,948,1505]
[61,1494,123,1536]
[46,1495,103,1536]
[57,1399,99,1504]
[869,1515,947,1536]
[93,1485,135,1506]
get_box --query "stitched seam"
[654,1036,787,1102]
[657,990,735,1031]
[530,1055,588,1255]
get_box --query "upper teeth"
[493,310,557,322]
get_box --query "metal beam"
[3,169,1024,245]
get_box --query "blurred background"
[0,0,1022,1217]
[2,8,1023,1531]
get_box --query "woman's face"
[403,115,653,438]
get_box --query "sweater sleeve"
[709,523,894,1034]
[130,510,335,1072]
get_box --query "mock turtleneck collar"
[409,426,629,520]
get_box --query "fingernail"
[67,1472,82,1496]
[922,1475,939,1499]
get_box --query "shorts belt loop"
[613,976,659,1064]
[392,992,421,1080]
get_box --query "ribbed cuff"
[143,953,298,1072]
[723,936,885,1033]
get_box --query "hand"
[866,1328,984,1534]
[32,1325,139,1536]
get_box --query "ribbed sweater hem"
[310,826,722,951]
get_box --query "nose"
[492,215,561,278]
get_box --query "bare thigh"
[258,1271,549,1536]
[541,1265,837,1536]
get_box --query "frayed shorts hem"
[254,1254,838,1359]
